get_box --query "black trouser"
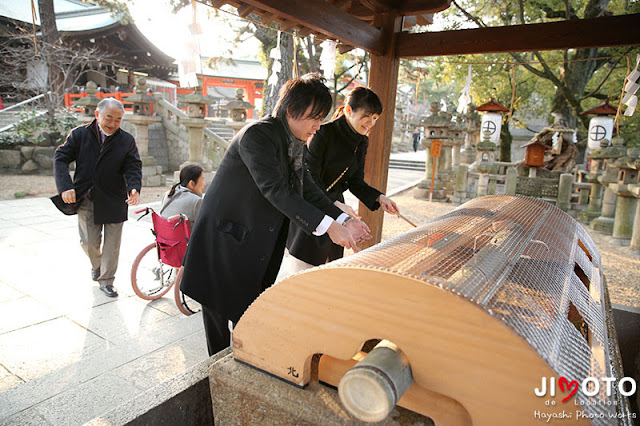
[202,306,229,357]
[202,221,289,357]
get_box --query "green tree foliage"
[437,0,640,148]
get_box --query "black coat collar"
[334,114,366,151]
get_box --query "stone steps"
[389,158,425,171]
[0,110,23,130]
[206,119,234,141]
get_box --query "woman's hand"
[377,194,399,215]
[334,200,361,219]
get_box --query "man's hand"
[378,194,400,215]
[327,221,360,253]
[345,218,372,243]
[126,189,140,206]
[334,200,360,219]
[61,189,76,204]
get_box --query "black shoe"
[100,284,118,297]
[91,269,100,281]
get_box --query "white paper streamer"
[621,54,640,117]
[319,40,337,81]
[623,95,637,117]
[268,32,282,97]
[457,64,472,114]
[552,131,561,153]
[178,20,203,88]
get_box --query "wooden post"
[358,12,401,249]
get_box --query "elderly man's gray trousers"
[77,199,123,287]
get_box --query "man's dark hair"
[273,73,332,121]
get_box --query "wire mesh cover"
[328,195,621,421]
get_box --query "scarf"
[280,116,305,196]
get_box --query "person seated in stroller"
[160,164,205,223]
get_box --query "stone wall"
[159,115,189,171]
[148,122,169,171]
[0,146,56,174]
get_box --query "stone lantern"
[625,147,640,251]
[608,142,638,240]
[591,137,627,234]
[578,139,608,224]
[74,81,101,118]
[461,109,480,165]
[183,86,215,118]
[413,102,450,201]
[581,99,618,156]
[221,88,256,136]
[475,98,509,147]
[449,118,465,169]
[181,86,215,170]
[221,88,255,122]
[123,77,155,116]
[473,130,499,197]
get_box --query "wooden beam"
[396,0,451,15]
[236,4,254,17]
[396,13,640,58]
[351,0,450,17]
[236,0,385,54]
[359,12,401,248]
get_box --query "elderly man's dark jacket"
[286,114,382,265]
[180,116,343,323]
[54,119,142,224]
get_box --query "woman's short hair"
[273,73,332,121]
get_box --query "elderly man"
[54,98,142,297]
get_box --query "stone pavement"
[0,153,425,425]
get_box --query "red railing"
[64,90,153,115]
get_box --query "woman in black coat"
[286,87,400,269]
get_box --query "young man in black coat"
[180,74,371,356]
[54,98,142,297]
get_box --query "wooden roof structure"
[581,99,619,116]
[0,0,176,79]
[203,0,640,245]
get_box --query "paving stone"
[0,364,24,393]
[0,317,107,383]
[66,296,173,342]
[112,330,207,391]
[0,282,25,304]
[0,296,58,334]
[0,407,51,426]
[33,373,143,425]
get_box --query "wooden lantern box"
[524,141,546,168]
